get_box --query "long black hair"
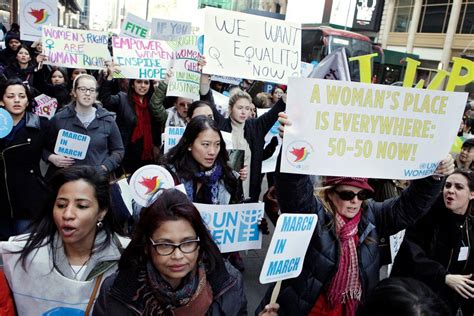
[127,79,155,105]
[18,166,125,269]
[119,189,224,274]
[444,169,474,216]
[165,116,238,196]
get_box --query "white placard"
[194,202,263,253]
[112,36,173,79]
[20,0,58,42]
[260,214,318,284]
[211,75,242,85]
[129,165,175,207]
[42,26,111,70]
[151,18,192,41]
[163,126,186,154]
[34,94,57,119]
[203,7,301,84]
[53,129,90,160]
[281,78,467,179]
[166,35,201,100]
[121,13,151,39]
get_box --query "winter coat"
[212,98,285,202]
[100,79,161,172]
[256,164,443,315]
[43,103,124,178]
[3,62,36,87]
[0,112,48,221]
[92,261,247,316]
[391,197,474,311]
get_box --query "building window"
[392,0,474,34]
[457,1,474,33]
[392,0,414,32]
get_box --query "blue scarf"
[182,163,222,204]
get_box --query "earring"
[97,221,103,229]
[188,147,192,151]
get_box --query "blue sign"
[0,108,13,138]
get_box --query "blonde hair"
[228,90,252,108]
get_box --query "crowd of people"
[0,24,472,316]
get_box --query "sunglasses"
[333,190,371,201]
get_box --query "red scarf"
[131,94,153,161]
[326,210,362,316]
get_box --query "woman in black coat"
[392,169,474,315]
[0,78,48,240]
[100,62,160,174]
[3,45,41,88]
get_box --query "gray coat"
[43,103,124,177]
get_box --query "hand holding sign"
[259,214,318,305]
[48,154,75,168]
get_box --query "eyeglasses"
[76,87,97,94]
[333,190,371,201]
[149,238,200,256]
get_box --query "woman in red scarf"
[257,113,455,316]
[100,62,159,174]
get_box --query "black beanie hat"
[5,31,20,46]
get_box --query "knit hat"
[324,176,374,192]
[5,31,20,46]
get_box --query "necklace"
[68,257,90,280]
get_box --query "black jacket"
[256,163,443,315]
[3,62,36,87]
[0,112,48,220]
[391,197,474,297]
[93,261,247,315]
[212,98,285,202]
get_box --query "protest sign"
[54,129,90,160]
[34,94,58,119]
[42,26,111,70]
[121,13,151,39]
[151,18,192,41]
[194,202,263,253]
[20,0,58,41]
[260,214,318,284]
[300,62,315,78]
[112,36,173,79]
[203,7,301,84]
[281,78,467,179]
[166,35,201,100]
[211,75,242,85]
[258,108,282,173]
[0,108,13,138]
[163,126,186,153]
[129,165,176,207]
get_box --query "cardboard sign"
[20,0,58,41]
[163,126,186,154]
[112,36,173,79]
[281,78,467,179]
[121,13,151,39]
[166,35,201,100]
[34,94,58,119]
[211,75,242,85]
[0,108,13,138]
[129,165,175,207]
[54,129,90,160]
[151,18,192,41]
[42,26,111,70]
[260,214,318,284]
[203,7,301,84]
[194,202,263,253]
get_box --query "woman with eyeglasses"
[43,74,124,178]
[92,189,277,315]
[256,113,455,316]
[391,169,474,315]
